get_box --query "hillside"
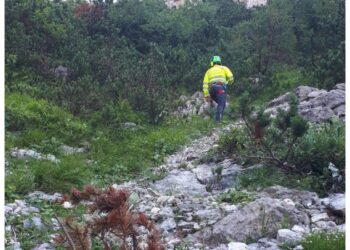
[5,0,345,249]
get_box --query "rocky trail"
[5,84,346,250]
[6,120,345,250]
[112,121,345,250]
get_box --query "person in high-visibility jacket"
[203,55,234,121]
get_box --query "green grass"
[5,91,219,198]
[89,116,216,184]
[6,93,89,146]
[301,232,345,250]
[236,165,327,195]
[5,155,92,201]
[6,114,217,199]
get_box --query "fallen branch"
[54,215,76,250]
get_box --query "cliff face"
[165,0,267,9]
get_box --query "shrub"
[5,167,36,200]
[293,119,345,173]
[6,155,91,197]
[218,93,345,194]
[301,232,345,250]
[5,93,88,144]
[217,188,253,205]
[217,127,246,156]
[32,155,91,193]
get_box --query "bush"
[218,93,344,194]
[293,119,345,174]
[6,167,36,200]
[6,155,91,197]
[88,98,144,132]
[217,127,246,156]
[32,155,91,193]
[301,232,345,250]
[217,188,253,205]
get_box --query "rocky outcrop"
[171,91,232,119]
[10,148,60,163]
[202,197,309,244]
[171,91,213,118]
[265,84,345,123]
[321,193,345,217]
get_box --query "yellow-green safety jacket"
[202,65,234,97]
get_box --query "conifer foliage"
[55,185,164,250]
[232,92,309,173]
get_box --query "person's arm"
[224,66,234,85]
[203,71,210,98]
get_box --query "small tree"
[55,185,164,250]
[236,92,308,173]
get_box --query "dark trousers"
[209,84,226,122]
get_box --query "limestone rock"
[307,89,327,99]
[311,213,329,223]
[295,86,319,101]
[228,242,248,250]
[328,193,345,216]
[152,170,208,196]
[267,92,291,108]
[258,186,319,208]
[336,83,345,90]
[199,197,309,245]
[59,145,85,155]
[299,105,335,123]
[159,218,176,232]
[10,148,60,163]
[33,243,54,250]
[23,216,45,230]
[291,225,310,235]
[54,65,68,78]
[27,191,62,202]
[265,85,345,123]
[277,229,303,247]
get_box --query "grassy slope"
[5,92,217,200]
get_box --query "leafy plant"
[217,188,253,205]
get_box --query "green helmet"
[210,55,221,66]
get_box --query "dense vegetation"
[218,94,345,195]
[5,0,345,198]
[6,0,345,119]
